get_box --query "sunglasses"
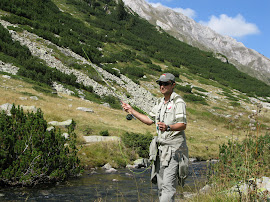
[158,81,172,86]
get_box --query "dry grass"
[0,76,155,140]
[1,75,269,166]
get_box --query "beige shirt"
[149,92,187,150]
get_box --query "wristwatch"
[166,125,171,131]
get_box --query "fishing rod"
[83,48,157,175]
[82,47,136,120]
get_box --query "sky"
[147,0,270,59]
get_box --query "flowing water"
[0,161,210,201]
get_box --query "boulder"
[48,119,73,128]
[76,107,94,113]
[134,158,149,168]
[0,103,13,115]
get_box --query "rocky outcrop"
[0,19,156,113]
[0,60,19,75]
[123,0,270,85]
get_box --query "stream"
[0,161,211,201]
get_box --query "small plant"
[193,86,208,92]
[121,132,153,158]
[209,103,269,201]
[184,94,208,105]
[100,130,109,136]
[176,85,192,93]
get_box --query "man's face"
[158,81,175,95]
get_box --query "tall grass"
[195,104,270,201]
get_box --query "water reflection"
[0,161,210,201]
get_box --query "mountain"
[122,0,270,85]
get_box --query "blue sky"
[147,0,270,59]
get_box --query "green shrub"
[100,130,109,136]
[102,64,121,77]
[0,105,82,186]
[102,95,122,109]
[211,134,270,184]
[176,85,192,93]
[147,64,162,72]
[121,132,153,158]
[184,94,208,105]
[193,86,208,92]
[165,69,179,78]
[121,66,144,78]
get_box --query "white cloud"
[172,7,196,19]
[148,1,196,19]
[149,2,163,8]
[200,14,260,38]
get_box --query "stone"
[83,136,120,143]
[48,119,73,128]
[62,133,69,139]
[134,158,149,168]
[199,184,211,194]
[76,107,94,113]
[46,126,54,131]
[102,163,112,170]
[30,96,39,100]
[105,168,117,173]
[0,103,13,115]
[21,105,37,113]
[2,75,11,79]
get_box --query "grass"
[1,74,270,167]
[1,74,269,201]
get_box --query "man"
[122,73,189,202]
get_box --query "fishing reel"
[126,114,136,121]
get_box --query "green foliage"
[100,130,109,136]
[165,69,180,78]
[102,95,122,109]
[136,54,152,64]
[0,105,82,186]
[184,94,208,105]
[147,64,162,72]
[211,134,270,184]
[102,64,121,77]
[121,66,144,78]
[176,85,192,93]
[193,86,208,92]
[121,132,153,158]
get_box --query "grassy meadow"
[1,73,269,168]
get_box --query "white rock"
[76,107,94,113]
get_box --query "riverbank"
[0,162,209,201]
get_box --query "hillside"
[0,0,270,166]
[123,0,270,85]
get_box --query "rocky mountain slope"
[123,0,270,85]
[0,19,156,114]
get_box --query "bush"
[211,134,270,184]
[121,132,153,158]
[147,64,162,72]
[100,130,109,136]
[184,94,208,105]
[121,66,144,78]
[176,85,192,93]
[193,86,208,92]
[165,69,179,78]
[102,95,122,109]
[0,105,82,186]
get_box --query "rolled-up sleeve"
[175,100,187,124]
[148,100,160,123]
